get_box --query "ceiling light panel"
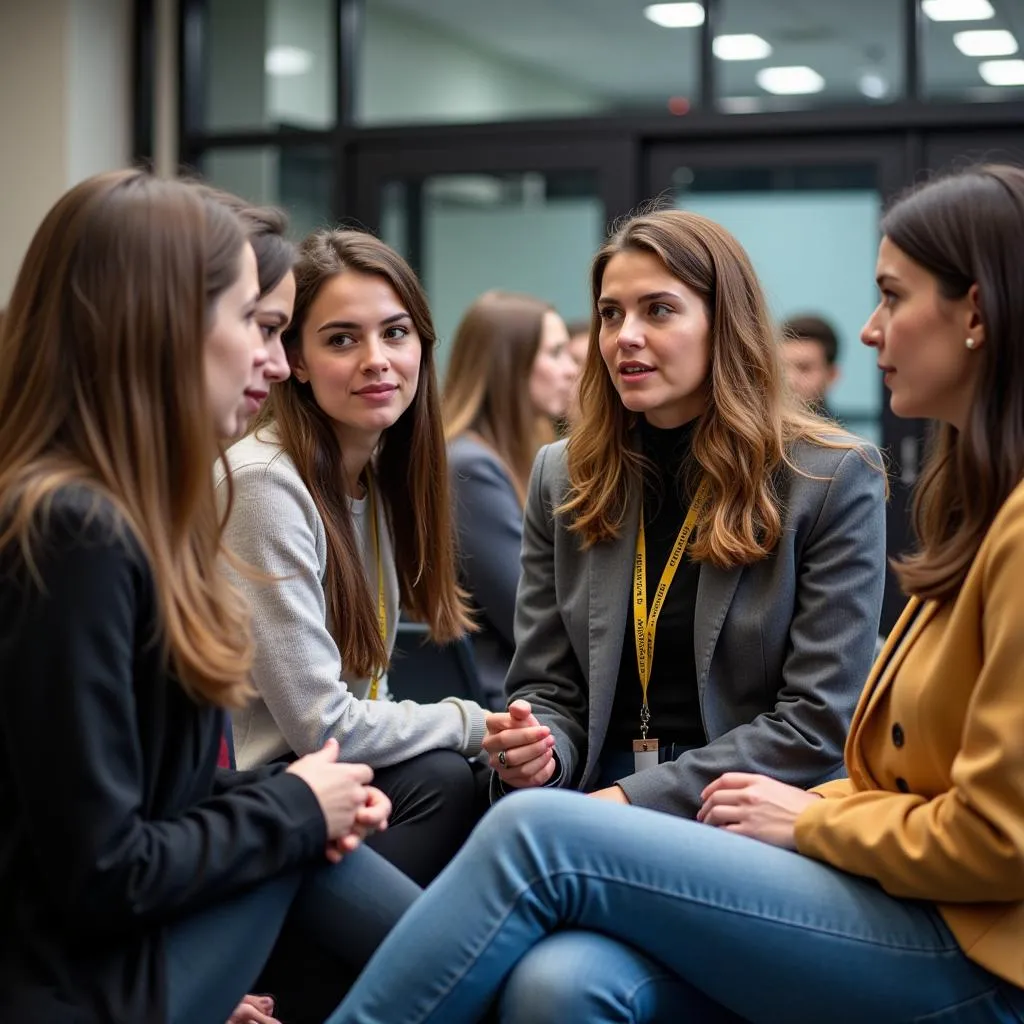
[713,34,772,60]
[921,0,995,22]
[953,29,1018,56]
[643,3,705,28]
[979,58,1024,85]
[755,66,826,95]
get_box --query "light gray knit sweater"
[216,430,487,770]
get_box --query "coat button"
[892,723,905,748]
[896,777,910,793]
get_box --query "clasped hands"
[286,738,391,863]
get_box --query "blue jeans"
[165,844,420,1024]
[326,789,1024,1024]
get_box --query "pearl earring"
[965,338,977,350]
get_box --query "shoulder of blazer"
[535,439,570,495]
[783,432,881,480]
[448,434,509,479]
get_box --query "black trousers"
[257,748,489,1023]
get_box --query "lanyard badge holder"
[632,478,710,773]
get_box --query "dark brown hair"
[781,314,840,365]
[562,208,868,566]
[442,290,557,505]
[256,229,472,677]
[0,169,255,707]
[190,183,296,297]
[885,164,1024,600]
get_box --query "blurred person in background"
[443,291,578,708]
[780,313,841,418]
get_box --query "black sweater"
[606,418,706,752]
[0,489,327,1024]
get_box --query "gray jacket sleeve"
[617,446,887,816]
[220,460,486,768]
[449,443,523,648]
[494,446,589,797]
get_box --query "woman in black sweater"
[0,170,419,1024]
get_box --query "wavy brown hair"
[562,208,871,566]
[443,290,558,505]
[885,164,1024,601]
[255,229,472,678]
[0,169,255,708]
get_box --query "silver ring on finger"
[498,750,508,768]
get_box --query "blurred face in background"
[565,326,590,425]
[780,338,837,408]
[528,310,578,420]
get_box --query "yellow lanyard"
[366,476,387,701]
[633,477,710,739]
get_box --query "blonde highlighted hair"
[562,208,879,566]
[0,169,255,708]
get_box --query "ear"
[289,348,309,384]
[827,365,841,387]
[965,283,986,350]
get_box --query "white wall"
[0,0,132,305]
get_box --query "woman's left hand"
[697,773,821,849]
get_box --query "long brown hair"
[443,290,557,505]
[562,208,868,567]
[256,229,472,677]
[0,169,255,708]
[885,164,1024,601]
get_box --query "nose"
[361,336,390,373]
[264,341,291,384]
[860,307,883,349]
[616,311,644,350]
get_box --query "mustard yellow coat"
[795,479,1024,990]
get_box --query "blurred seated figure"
[443,291,578,709]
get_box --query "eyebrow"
[875,273,899,288]
[316,312,411,333]
[258,309,289,325]
[597,290,680,305]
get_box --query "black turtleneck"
[605,416,706,753]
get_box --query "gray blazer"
[499,436,887,818]
[448,435,523,709]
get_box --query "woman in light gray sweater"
[443,291,579,708]
[218,229,491,887]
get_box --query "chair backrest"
[387,619,487,706]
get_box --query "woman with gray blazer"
[443,291,579,708]
[484,209,888,818]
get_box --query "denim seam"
[555,866,960,953]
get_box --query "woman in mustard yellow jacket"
[324,165,1024,1024]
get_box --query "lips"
[618,361,655,377]
[355,383,398,395]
